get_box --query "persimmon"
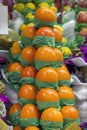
[9,103,21,115]
[20,66,37,78]
[56,68,70,80]
[13,126,22,130]
[21,46,36,63]
[22,25,36,38]
[36,88,60,102]
[61,106,79,119]
[35,27,54,37]
[53,27,62,42]
[36,67,58,82]
[7,62,23,72]
[11,41,21,55]
[18,84,37,99]
[35,7,57,22]
[24,126,40,130]
[54,48,64,61]
[35,46,57,61]
[41,108,63,122]
[57,64,68,71]
[58,86,75,99]
[20,104,40,118]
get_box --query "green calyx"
[35,59,62,70]
[18,98,36,106]
[24,18,34,24]
[34,17,57,28]
[40,120,63,130]
[33,36,55,48]
[20,35,34,48]
[19,77,35,86]
[22,8,35,16]
[18,55,34,67]
[35,79,59,90]
[6,71,21,84]
[60,98,75,106]
[58,80,70,87]
[9,111,20,126]
[20,118,40,127]
[37,101,60,110]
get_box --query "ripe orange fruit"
[18,84,37,99]
[7,62,23,72]
[20,104,40,118]
[22,25,36,38]
[35,7,57,22]
[36,88,60,102]
[24,126,40,130]
[36,67,58,82]
[11,41,21,55]
[35,27,54,37]
[41,108,63,122]
[21,46,36,63]
[35,46,58,61]
[53,27,62,41]
[9,103,21,115]
[58,86,75,99]
[59,64,68,70]
[20,66,37,78]
[54,48,64,61]
[13,126,22,130]
[56,68,70,80]
[61,106,79,119]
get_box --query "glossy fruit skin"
[41,108,63,122]
[8,62,23,72]
[11,41,21,55]
[53,27,62,41]
[58,64,68,71]
[77,11,87,23]
[36,88,60,102]
[9,103,21,115]
[35,46,57,61]
[58,86,75,99]
[13,126,22,130]
[24,126,40,130]
[18,84,37,99]
[22,25,36,38]
[36,67,59,82]
[56,65,68,72]
[54,48,64,61]
[35,7,57,22]
[20,66,37,78]
[20,104,40,118]
[35,27,54,37]
[21,46,36,62]
[61,106,79,119]
[56,68,70,80]
[79,28,87,36]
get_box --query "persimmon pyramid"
[6,0,80,130]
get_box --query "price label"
[0,6,8,34]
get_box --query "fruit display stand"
[0,0,82,130]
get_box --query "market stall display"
[0,0,85,130]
